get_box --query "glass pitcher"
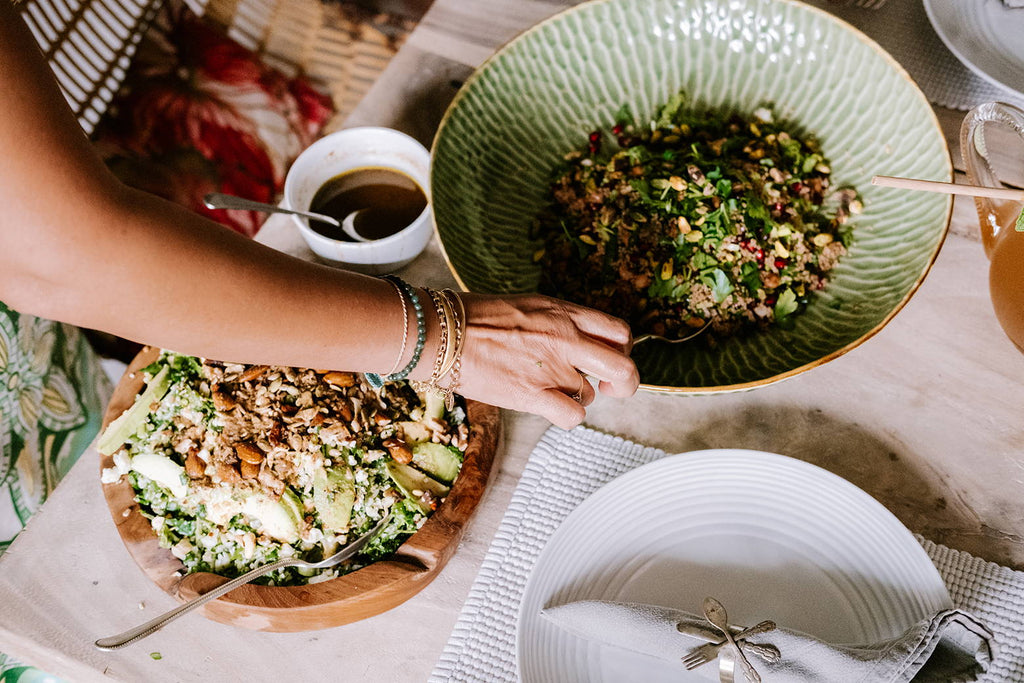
[960,102,1024,351]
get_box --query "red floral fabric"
[94,7,334,237]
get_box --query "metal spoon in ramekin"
[203,192,369,242]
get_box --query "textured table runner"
[429,426,1024,682]
[802,0,1024,111]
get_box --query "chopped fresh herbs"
[536,91,860,340]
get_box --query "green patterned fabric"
[0,302,111,680]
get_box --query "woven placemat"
[804,0,1024,111]
[429,426,1024,682]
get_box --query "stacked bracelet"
[437,289,466,410]
[412,287,466,410]
[365,275,426,388]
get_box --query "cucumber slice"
[98,366,172,456]
[412,442,461,484]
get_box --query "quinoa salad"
[100,352,468,586]
[534,92,862,342]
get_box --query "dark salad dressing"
[309,167,427,241]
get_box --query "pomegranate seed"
[612,123,624,135]
[774,258,787,269]
[765,296,777,306]
[772,202,784,213]
[791,181,803,192]
[589,130,602,143]
[755,248,765,264]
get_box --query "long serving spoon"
[202,192,370,242]
[94,513,392,650]
[703,597,762,683]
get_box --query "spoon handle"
[871,176,1024,201]
[704,598,762,683]
[202,192,341,228]
[94,556,298,650]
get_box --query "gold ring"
[568,371,586,403]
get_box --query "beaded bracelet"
[365,275,426,388]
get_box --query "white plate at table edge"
[515,449,952,683]
[924,0,1024,97]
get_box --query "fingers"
[560,370,596,407]
[563,303,634,352]
[534,387,587,430]
[572,339,640,398]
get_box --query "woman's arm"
[0,2,639,428]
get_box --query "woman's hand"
[454,293,640,429]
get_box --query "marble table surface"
[1,0,1023,681]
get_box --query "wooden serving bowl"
[99,347,500,632]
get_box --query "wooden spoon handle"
[872,175,1024,201]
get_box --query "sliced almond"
[323,372,356,387]
[239,460,260,479]
[235,442,265,465]
[185,451,205,479]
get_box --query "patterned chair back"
[15,0,163,134]
[15,0,417,132]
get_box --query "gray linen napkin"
[541,601,994,682]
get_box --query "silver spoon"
[202,192,369,242]
[703,597,762,683]
[94,513,391,650]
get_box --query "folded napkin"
[541,601,994,683]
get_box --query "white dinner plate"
[516,449,952,683]
[924,0,1024,97]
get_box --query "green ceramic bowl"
[431,0,951,392]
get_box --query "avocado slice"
[385,461,450,514]
[396,420,432,445]
[312,466,355,533]
[98,366,172,456]
[243,489,302,543]
[411,442,461,484]
[130,452,188,499]
[419,388,446,421]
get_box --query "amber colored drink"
[961,102,1024,352]
[987,202,1024,352]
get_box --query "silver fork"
[681,620,779,670]
[95,513,392,650]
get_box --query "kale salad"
[100,352,468,586]
[534,92,862,342]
